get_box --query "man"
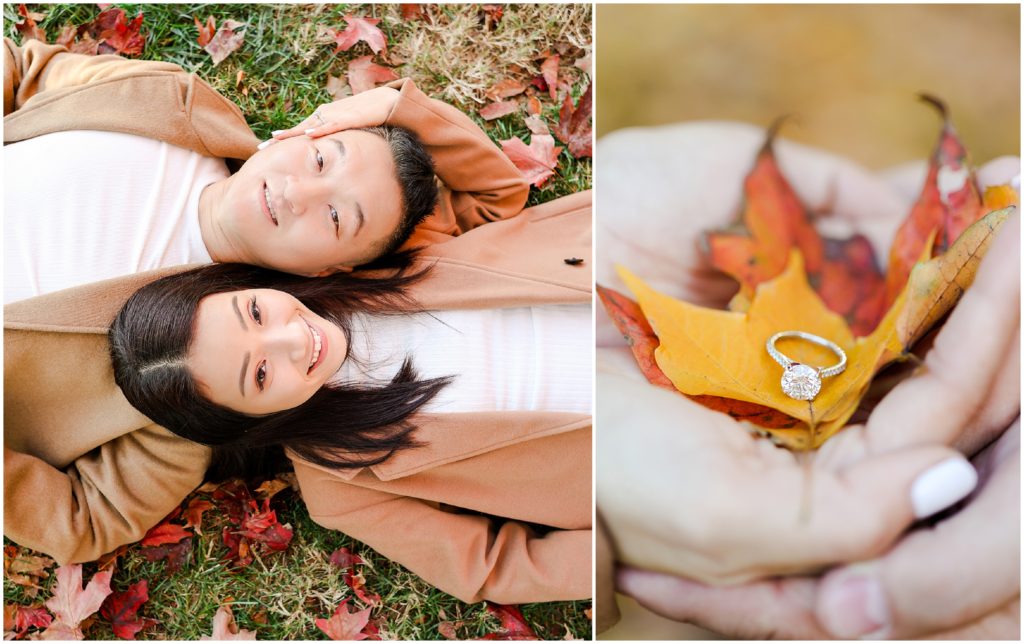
[4,37,529,302]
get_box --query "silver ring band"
[313,110,326,125]
[766,330,847,401]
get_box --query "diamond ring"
[766,331,847,401]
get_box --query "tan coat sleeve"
[294,461,591,604]
[4,37,185,115]
[384,78,529,237]
[3,427,210,564]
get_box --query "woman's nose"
[262,316,308,367]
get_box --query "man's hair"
[359,125,438,262]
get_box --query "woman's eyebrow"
[231,295,249,396]
[231,295,247,331]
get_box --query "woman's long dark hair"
[109,262,451,480]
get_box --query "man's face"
[215,130,403,275]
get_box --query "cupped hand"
[608,213,1020,638]
[267,86,401,143]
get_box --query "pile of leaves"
[600,96,1017,449]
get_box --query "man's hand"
[265,86,401,145]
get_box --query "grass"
[4,3,592,640]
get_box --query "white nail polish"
[271,130,285,136]
[910,457,977,519]
[304,128,315,135]
[256,139,272,150]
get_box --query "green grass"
[4,3,592,640]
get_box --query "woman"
[110,257,591,604]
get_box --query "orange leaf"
[15,4,46,42]
[183,498,214,534]
[485,79,527,101]
[194,15,215,47]
[540,55,560,101]
[479,100,519,121]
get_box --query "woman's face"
[188,289,348,415]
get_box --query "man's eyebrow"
[330,139,365,236]
[239,351,250,397]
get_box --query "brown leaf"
[315,600,374,641]
[194,15,216,47]
[200,605,257,641]
[42,565,113,640]
[55,24,77,48]
[15,4,46,42]
[254,478,290,500]
[3,547,54,598]
[330,15,388,54]
[438,620,463,640]
[526,94,542,116]
[347,56,399,94]
[401,4,425,21]
[540,55,560,100]
[183,498,215,535]
[203,19,245,66]
[482,603,539,640]
[480,100,519,121]
[500,129,562,188]
[68,32,99,55]
[481,5,504,31]
[485,79,527,101]
[325,74,352,101]
[553,83,592,158]
[573,53,591,78]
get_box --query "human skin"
[188,288,348,415]
[596,122,1020,637]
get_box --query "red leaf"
[194,15,215,47]
[315,600,374,641]
[141,520,191,548]
[96,9,145,57]
[479,100,519,121]
[500,129,562,188]
[328,547,364,571]
[68,32,99,55]
[540,55,560,101]
[42,565,113,640]
[99,580,154,640]
[141,538,192,573]
[212,479,254,525]
[331,15,388,54]
[573,53,591,78]
[4,604,52,639]
[485,79,527,101]
[14,4,46,42]
[346,56,399,94]
[223,499,293,566]
[481,5,504,31]
[525,94,542,116]
[183,498,214,535]
[400,4,424,21]
[343,570,381,606]
[482,603,539,640]
[203,605,257,640]
[202,19,245,66]
[552,83,592,158]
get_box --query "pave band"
[766,331,847,401]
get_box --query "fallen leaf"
[3,547,55,596]
[482,603,539,640]
[183,498,214,535]
[201,19,245,66]
[884,95,985,307]
[344,570,381,606]
[500,120,562,188]
[315,600,374,641]
[330,15,388,54]
[553,83,592,158]
[573,53,591,78]
[401,4,425,21]
[200,605,257,641]
[41,565,112,640]
[525,93,542,116]
[96,545,130,572]
[94,9,145,57]
[438,620,462,639]
[325,74,352,101]
[480,100,519,121]
[68,32,99,55]
[99,580,154,640]
[485,79,527,101]
[481,5,504,31]
[140,518,191,548]
[254,478,290,500]
[54,24,77,47]
[140,538,192,573]
[328,547,364,571]
[540,54,560,100]
[212,479,255,525]
[194,15,215,47]
[346,56,400,95]
[4,604,52,640]
[14,4,46,42]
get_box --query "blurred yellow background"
[597,4,1019,169]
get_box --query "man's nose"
[283,174,328,218]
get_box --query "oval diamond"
[781,363,821,400]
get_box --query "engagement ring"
[766,330,847,401]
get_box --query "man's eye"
[255,361,267,391]
[329,206,339,232]
[249,297,262,325]
[316,149,324,172]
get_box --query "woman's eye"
[249,297,262,325]
[255,361,267,391]
[329,206,340,232]
[316,149,324,172]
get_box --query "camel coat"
[3,40,592,598]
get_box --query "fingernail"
[256,139,273,150]
[819,569,890,639]
[271,130,285,137]
[910,456,977,519]
[304,128,315,135]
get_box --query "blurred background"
[597,4,1019,169]
[596,4,1018,640]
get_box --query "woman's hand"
[265,86,401,144]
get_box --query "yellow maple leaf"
[618,207,1013,449]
